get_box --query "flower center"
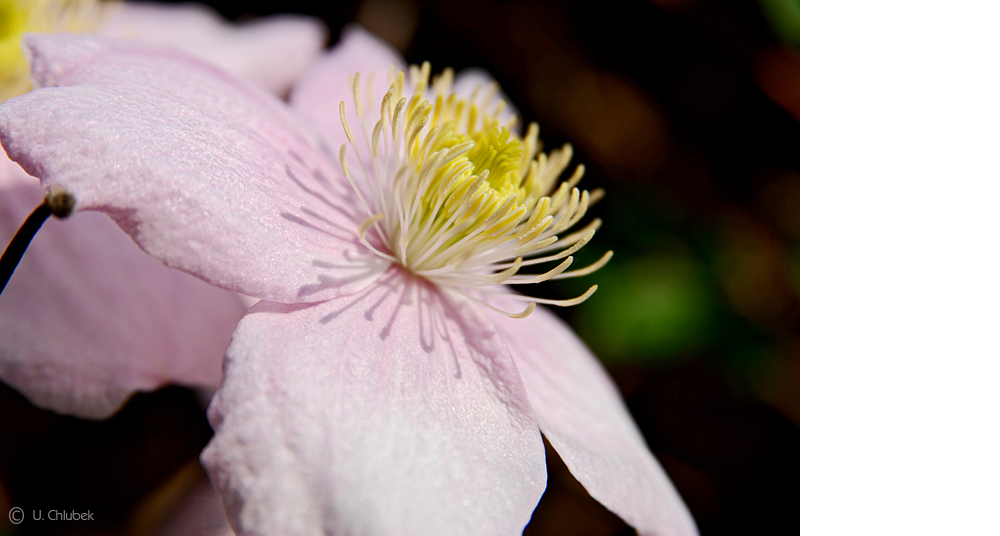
[466,126,525,198]
[340,64,611,317]
[402,124,529,264]
[0,0,109,101]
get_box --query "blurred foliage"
[757,0,800,48]
[575,254,716,364]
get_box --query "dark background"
[0,0,798,534]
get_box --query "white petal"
[290,25,406,151]
[202,269,547,535]
[492,302,699,536]
[2,34,387,303]
[0,159,246,419]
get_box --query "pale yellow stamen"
[341,64,610,318]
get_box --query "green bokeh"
[572,254,717,364]
[758,0,800,48]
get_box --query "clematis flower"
[0,0,326,418]
[0,27,698,536]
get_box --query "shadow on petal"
[208,264,546,535]
[294,247,390,299]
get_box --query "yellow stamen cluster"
[340,63,610,317]
[0,0,110,101]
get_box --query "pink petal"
[99,2,327,96]
[0,155,34,188]
[491,303,700,536]
[290,25,405,151]
[0,161,246,419]
[1,34,387,303]
[202,269,546,535]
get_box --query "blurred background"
[0,0,798,534]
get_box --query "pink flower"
[0,1,326,418]
[0,27,698,536]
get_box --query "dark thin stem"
[0,202,52,295]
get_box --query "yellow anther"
[337,61,607,309]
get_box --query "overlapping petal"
[1,34,387,303]
[99,2,326,96]
[0,161,246,419]
[290,25,405,151]
[202,268,546,535]
[0,5,330,419]
[491,299,699,536]
[291,28,518,153]
[0,28,699,535]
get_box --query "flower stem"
[0,188,76,294]
[0,201,51,295]
[0,187,75,295]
